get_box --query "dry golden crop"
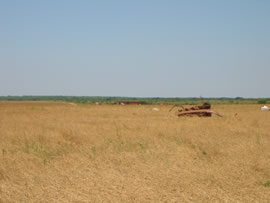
[0,102,270,202]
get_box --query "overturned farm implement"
[170,102,223,117]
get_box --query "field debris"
[170,102,223,117]
[152,108,160,111]
[261,105,270,111]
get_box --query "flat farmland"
[0,102,270,202]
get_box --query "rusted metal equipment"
[177,109,223,117]
[170,102,223,117]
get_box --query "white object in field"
[152,108,160,111]
[261,105,270,111]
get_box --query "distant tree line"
[0,96,269,105]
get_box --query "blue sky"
[0,0,269,97]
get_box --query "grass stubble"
[0,102,270,202]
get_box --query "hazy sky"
[1,0,269,97]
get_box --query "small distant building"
[119,101,146,105]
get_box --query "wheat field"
[0,102,270,202]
